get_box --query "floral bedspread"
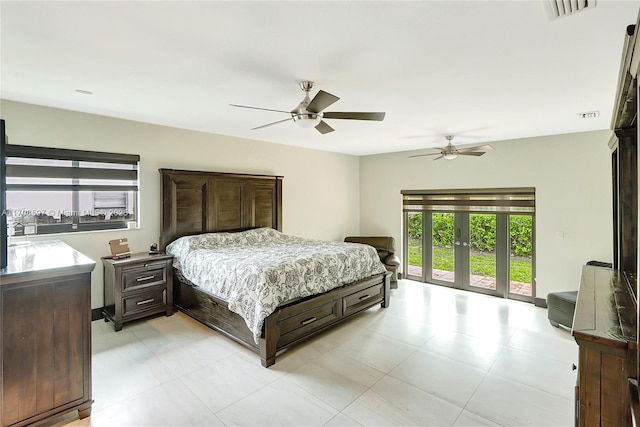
[166,228,387,343]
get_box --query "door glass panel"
[468,214,497,290]
[407,212,423,277]
[432,212,455,283]
[509,215,533,297]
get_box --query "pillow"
[187,228,283,250]
[165,235,193,261]
[188,232,236,250]
[241,227,282,243]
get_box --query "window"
[402,188,535,302]
[5,145,139,236]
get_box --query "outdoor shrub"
[426,213,532,257]
[408,213,422,239]
[432,213,455,247]
[469,215,496,252]
[510,215,533,258]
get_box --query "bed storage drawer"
[277,300,341,346]
[122,262,168,291]
[343,283,384,317]
[174,279,257,347]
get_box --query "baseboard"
[534,297,547,308]
[91,307,104,322]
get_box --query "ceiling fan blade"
[432,154,444,161]
[458,151,487,157]
[230,104,291,114]
[323,112,386,121]
[307,90,340,113]
[315,120,335,134]
[409,152,443,158]
[457,144,493,153]
[251,117,294,130]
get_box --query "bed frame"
[159,169,390,367]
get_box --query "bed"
[159,169,391,367]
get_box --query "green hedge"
[407,213,532,257]
[509,215,533,258]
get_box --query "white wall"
[1,99,615,304]
[358,130,614,300]
[1,100,361,308]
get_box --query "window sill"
[11,221,138,237]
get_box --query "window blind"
[401,188,535,214]
[4,144,140,235]
[5,145,139,192]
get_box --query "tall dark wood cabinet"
[606,16,640,427]
[611,127,638,273]
[611,21,639,276]
[0,240,95,427]
[573,265,637,427]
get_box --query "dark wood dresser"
[573,265,637,427]
[0,240,95,427]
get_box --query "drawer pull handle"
[136,275,155,282]
[358,294,370,300]
[300,317,317,326]
[136,298,155,306]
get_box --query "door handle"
[462,242,469,247]
[454,241,461,246]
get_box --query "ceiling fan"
[409,135,492,160]
[230,81,386,134]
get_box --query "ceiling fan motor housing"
[292,112,322,127]
[292,83,323,126]
[291,95,323,126]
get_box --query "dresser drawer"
[123,288,166,318]
[278,300,341,345]
[343,283,383,317]
[122,262,168,292]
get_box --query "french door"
[405,211,534,302]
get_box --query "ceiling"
[1,1,638,156]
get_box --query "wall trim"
[91,307,104,322]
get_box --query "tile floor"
[59,279,577,427]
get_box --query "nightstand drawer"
[123,288,166,317]
[122,262,167,292]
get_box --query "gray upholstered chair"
[344,236,400,289]
[547,291,578,328]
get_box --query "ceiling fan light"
[443,153,458,160]
[292,113,322,128]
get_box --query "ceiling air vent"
[542,0,596,20]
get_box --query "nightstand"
[102,252,174,331]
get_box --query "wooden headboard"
[159,169,283,249]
